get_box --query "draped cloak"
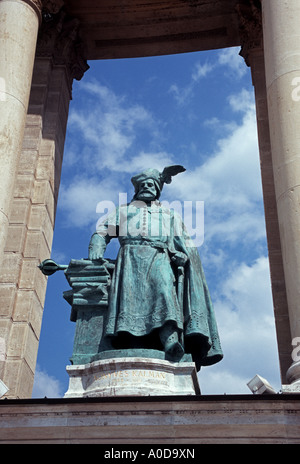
[94,201,223,370]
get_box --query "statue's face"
[136,178,158,201]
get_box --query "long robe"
[94,200,223,369]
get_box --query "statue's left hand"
[171,252,188,267]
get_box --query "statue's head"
[131,165,186,202]
[135,178,159,202]
[131,169,162,201]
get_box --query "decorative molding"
[236,0,263,67]
[36,9,89,83]
[0,406,292,420]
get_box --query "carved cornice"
[236,0,263,67]
[36,9,90,83]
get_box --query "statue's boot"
[160,322,184,359]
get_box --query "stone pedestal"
[282,361,300,393]
[282,383,300,393]
[64,357,200,398]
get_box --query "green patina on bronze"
[39,166,223,371]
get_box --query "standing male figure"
[88,166,223,370]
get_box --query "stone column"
[0,8,89,398]
[238,1,291,385]
[262,0,300,389]
[0,0,42,270]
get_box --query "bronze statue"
[88,166,223,370]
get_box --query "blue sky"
[32,47,282,397]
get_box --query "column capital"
[21,0,42,22]
[36,9,89,84]
[21,0,64,24]
[41,0,64,21]
[42,0,64,13]
[236,0,263,67]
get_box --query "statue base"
[282,382,300,393]
[64,357,200,398]
[281,361,300,393]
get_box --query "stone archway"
[0,0,298,397]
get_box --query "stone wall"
[0,395,299,444]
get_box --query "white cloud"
[67,80,156,174]
[199,368,251,395]
[169,47,247,106]
[59,151,175,229]
[218,47,247,78]
[204,117,238,134]
[60,79,177,228]
[228,87,254,113]
[199,256,281,394]
[59,175,122,228]
[167,88,264,246]
[168,83,194,106]
[61,86,264,245]
[127,150,174,173]
[192,62,215,81]
[50,249,69,265]
[32,365,63,398]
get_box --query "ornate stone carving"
[36,9,89,83]
[236,0,263,67]
[22,0,64,22]
[42,0,64,15]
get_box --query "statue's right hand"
[89,250,104,260]
[88,233,106,260]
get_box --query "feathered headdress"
[160,165,186,185]
[131,165,186,198]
